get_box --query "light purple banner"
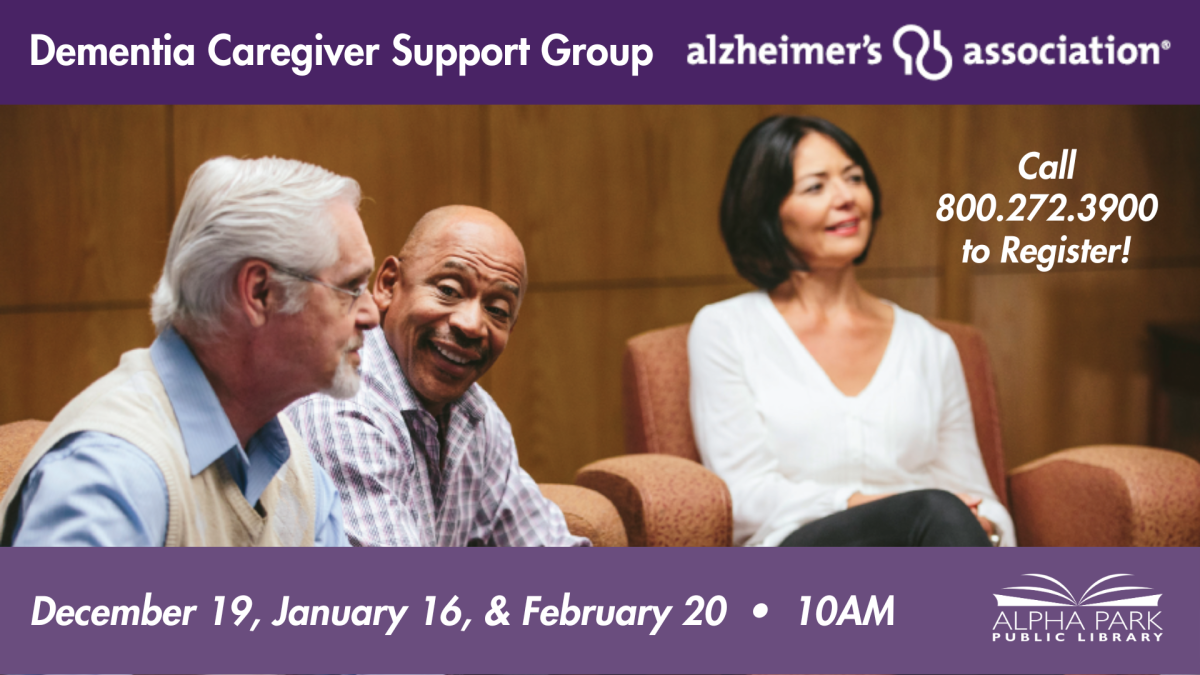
[0,547,1195,674]
[2,0,1197,103]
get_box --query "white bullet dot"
[753,603,768,618]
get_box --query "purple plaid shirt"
[286,327,589,547]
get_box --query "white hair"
[150,156,361,337]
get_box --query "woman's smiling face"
[778,132,875,271]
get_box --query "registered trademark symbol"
[1162,40,1171,49]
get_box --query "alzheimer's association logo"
[995,573,1161,607]
[991,573,1163,644]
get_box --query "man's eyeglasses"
[272,265,368,311]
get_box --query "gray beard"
[321,350,362,399]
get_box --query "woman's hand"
[956,492,995,536]
[850,491,995,537]
[847,491,894,508]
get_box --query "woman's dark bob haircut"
[720,116,882,290]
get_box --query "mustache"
[425,328,487,363]
[341,335,364,354]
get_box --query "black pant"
[779,489,992,547]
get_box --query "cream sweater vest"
[1,348,317,546]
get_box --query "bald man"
[287,206,589,547]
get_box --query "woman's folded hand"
[955,492,995,536]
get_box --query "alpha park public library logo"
[992,574,1163,644]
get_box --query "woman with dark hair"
[689,116,1014,547]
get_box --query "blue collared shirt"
[12,327,348,546]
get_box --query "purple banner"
[2,0,1197,104]
[0,547,1196,674]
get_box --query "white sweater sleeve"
[926,332,1017,546]
[688,306,857,546]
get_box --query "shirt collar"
[365,326,486,423]
[149,327,290,486]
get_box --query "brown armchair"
[0,420,47,501]
[0,419,627,547]
[576,321,1200,547]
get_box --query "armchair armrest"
[0,420,48,495]
[539,483,627,547]
[575,454,732,547]
[1008,445,1200,546]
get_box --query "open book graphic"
[994,574,1161,607]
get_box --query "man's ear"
[235,259,274,327]
[372,256,402,314]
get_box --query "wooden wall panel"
[0,106,169,307]
[0,310,156,423]
[1126,106,1200,260]
[171,106,485,263]
[959,107,1200,468]
[858,276,940,321]
[482,282,750,483]
[487,106,764,284]
[975,267,1200,469]
[950,106,1200,271]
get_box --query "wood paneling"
[975,267,1200,469]
[858,276,940,321]
[953,107,1200,468]
[0,106,169,307]
[487,106,764,283]
[947,106,1200,270]
[171,106,486,263]
[0,309,156,423]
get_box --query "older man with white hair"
[0,156,379,546]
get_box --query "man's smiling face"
[375,207,526,415]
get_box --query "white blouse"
[688,291,1015,547]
